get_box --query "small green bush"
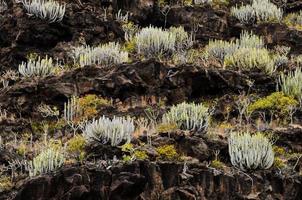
[247,92,298,116]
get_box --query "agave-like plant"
[83,116,135,146]
[228,132,274,171]
[21,0,66,23]
[18,56,54,77]
[162,102,211,132]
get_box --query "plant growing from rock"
[72,42,128,67]
[83,116,134,146]
[63,96,83,134]
[121,143,149,162]
[224,48,275,74]
[279,68,302,104]
[27,148,65,177]
[248,92,298,121]
[66,135,86,162]
[134,26,193,58]
[228,132,274,171]
[18,56,54,77]
[20,0,66,23]
[284,11,302,30]
[204,31,264,62]
[162,102,211,132]
[156,144,179,161]
[231,0,283,24]
[0,70,19,89]
[115,9,129,23]
[194,0,212,5]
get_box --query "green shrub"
[247,92,298,116]
[67,135,86,161]
[228,132,274,171]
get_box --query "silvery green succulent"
[27,148,65,177]
[72,42,128,67]
[162,102,211,132]
[21,0,66,23]
[18,56,54,77]
[231,0,282,24]
[228,132,274,171]
[83,116,134,146]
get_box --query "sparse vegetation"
[1,0,302,197]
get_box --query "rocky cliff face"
[1,0,302,199]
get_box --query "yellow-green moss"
[133,150,149,160]
[156,145,179,161]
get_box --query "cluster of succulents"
[205,31,276,74]
[20,0,66,23]
[231,0,283,24]
[162,102,211,132]
[134,26,193,58]
[18,56,54,77]
[72,42,129,67]
[27,148,65,177]
[228,132,274,171]
[83,116,135,146]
